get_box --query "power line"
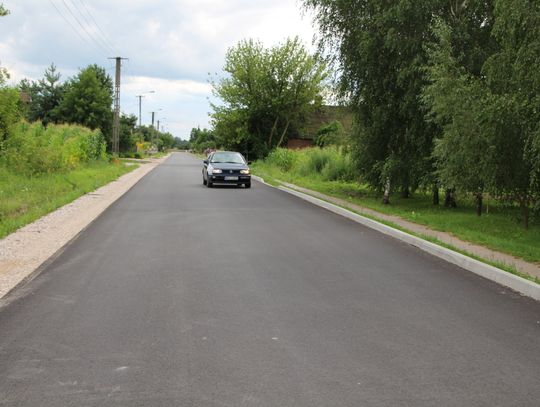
[72,0,121,55]
[59,0,111,56]
[65,0,117,56]
[48,0,105,57]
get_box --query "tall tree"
[303,0,445,202]
[211,37,327,158]
[119,114,138,152]
[19,64,66,125]
[424,0,540,227]
[58,65,113,146]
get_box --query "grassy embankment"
[0,122,136,239]
[252,148,540,273]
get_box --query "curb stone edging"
[251,175,540,301]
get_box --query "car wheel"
[245,182,251,189]
[203,177,207,185]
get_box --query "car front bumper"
[210,174,251,184]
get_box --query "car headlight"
[240,169,250,175]
[212,169,222,174]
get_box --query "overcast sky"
[0,0,317,139]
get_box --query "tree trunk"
[382,178,391,205]
[475,192,483,216]
[432,184,439,206]
[268,117,278,148]
[276,119,290,148]
[444,188,457,208]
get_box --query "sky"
[0,0,317,139]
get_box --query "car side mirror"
[203,159,208,164]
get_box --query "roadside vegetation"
[0,29,137,239]
[17,63,183,155]
[0,161,132,239]
[0,119,135,239]
[252,147,540,265]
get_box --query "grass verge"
[0,161,136,239]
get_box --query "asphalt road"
[0,152,538,406]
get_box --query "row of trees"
[302,0,539,228]
[15,64,176,154]
[210,37,328,159]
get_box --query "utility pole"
[109,56,128,155]
[157,120,160,132]
[150,108,162,129]
[135,91,154,127]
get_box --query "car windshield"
[211,152,245,164]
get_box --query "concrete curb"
[252,175,540,301]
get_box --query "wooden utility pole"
[109,57,128,155]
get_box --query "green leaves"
[58,65,113,143]
[304,0,440,194]
[211,37,327,158]
[423,0,540,227]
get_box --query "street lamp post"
[135,91,155,126]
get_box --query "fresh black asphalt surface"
[0,153,539,406]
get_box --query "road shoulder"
[0,155,169,300]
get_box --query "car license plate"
[225,176,238,181]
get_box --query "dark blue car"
[202,151,251,188]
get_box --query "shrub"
[0,122,106,175]
[266,148,297,172]
[0,87,21,143]
[296,147,332,176]
[263,146,356,182]
[320,150,356,181]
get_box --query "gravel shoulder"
[0,156,169,300]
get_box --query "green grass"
[252,160,540,265]
[0,161,136,239]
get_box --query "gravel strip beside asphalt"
[0,156,169,300]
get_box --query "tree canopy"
[58,64,113,145]
[19,64,66,126]
[424,0,540,227]
[211,37,327,158]
[303,0,539,226]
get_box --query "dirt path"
[280,182,540,281]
